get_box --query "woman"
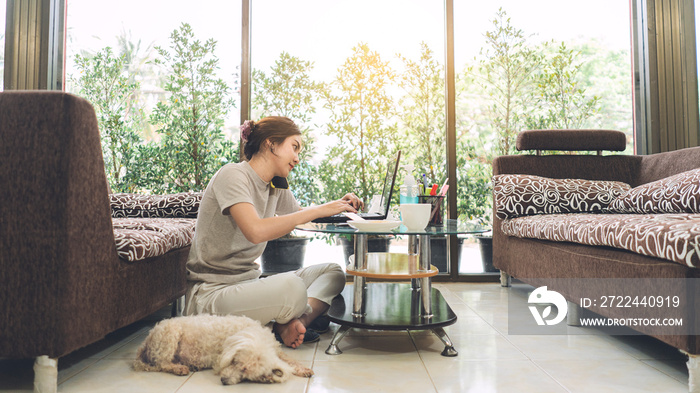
[185,116,362,349]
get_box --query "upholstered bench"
[110,192,201,262]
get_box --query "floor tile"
[315,333,420,362]
[280,339,319,362]
[600,333,688,361]
[505,334,639,361]
[423,359,567,393]
[535,358,687,393]
[103,333,148,360]
[641,358,689,384]
[58,359,189,393]
[413,332,527,361]
[308,358,436,393]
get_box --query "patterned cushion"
[113,218,196,262]
[111,192,202,218]
[501,213,700,268]
[609,168,700,213]
[493,174,631,220]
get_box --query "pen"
[422,174,428,190]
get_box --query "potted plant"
[260,231,309,273]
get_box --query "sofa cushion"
[501,213,700,267]
[113,218,196,262]
[609,168,700,214]
[111,192,202,218]
[493,174,631,219]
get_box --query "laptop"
[312,150,401,223]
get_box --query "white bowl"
[400,203,431,231]
[347,220,401,232]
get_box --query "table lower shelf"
[327,282,457,330]
[347,252,439,279]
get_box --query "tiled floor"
[0,282,690,392]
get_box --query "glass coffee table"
[296,219,489,357]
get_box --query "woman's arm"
[229,198,358,244]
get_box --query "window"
[251,0,448,272]
[454,1,634,274]
[65,0,242,193]
[58,0,636,278]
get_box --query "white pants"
[184,263,345,325]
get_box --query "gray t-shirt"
[186,161,300,284]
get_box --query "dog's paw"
[171,364,191,376]
[293,366,314,378]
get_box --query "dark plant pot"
[429,236,464,273]
[261,237,309,273]
[476,235,498,273]
[338,236,392,265]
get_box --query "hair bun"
[240,120,255,142]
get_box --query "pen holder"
[419,195,445,226]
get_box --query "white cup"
[400,203,431,231]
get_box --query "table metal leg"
[325,325,351,355]
[419,235,432,317]
[352,276,366,317]
[408,234,420,291]
[352,234,368,317]
[431,327,458,357]
[420,277,432,318]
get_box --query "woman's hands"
[341,193,364,211]
[312,194,362,218]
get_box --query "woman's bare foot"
[274,318,306,348]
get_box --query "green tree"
[252,52,326,205]
[114,28,166,141]
[524,42,600,130]
[456,139,492,223]
[150,23,236,193]
[397,42,445,183]
[321,43,399,203]
[69,46,145,192]
[575,40,634,152]
[471,8,542,158]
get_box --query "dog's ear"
[217,338,241,372]
[217,330,257,372]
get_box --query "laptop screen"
[378,150,401,216]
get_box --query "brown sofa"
[493,130,700,391]
[0,91,192,390]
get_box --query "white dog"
[133,314,314,385]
